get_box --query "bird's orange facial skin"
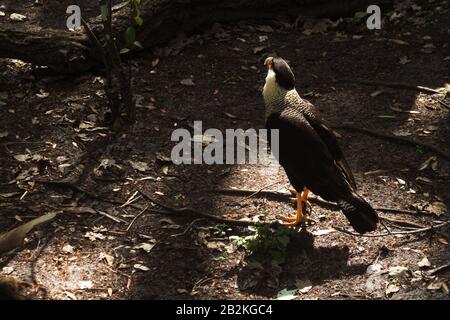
[264,57,274,70]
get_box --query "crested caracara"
[263,56,379,234]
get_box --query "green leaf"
[212,256,227,261]
[125,26,136,47]
[133,40,143,49]
[100,4,108,21]
[277,288,297,300]
[354,11,367,20]
[135,15,143,26]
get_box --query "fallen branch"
[334,125,450,161]
[381,216,427,229]
[240,179,285,201]
[212,188,433,216]
[437,99,450,110]
[36,180,127,207]
[335,79,442,95]
[138,190,278,228]
[426,263,450,276]
[333,221,449,237]
[171,218,205,237]
[126,205,150,232]
[38,180,444,235]
[96,210,127,224]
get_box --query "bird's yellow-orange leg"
[281,187,315,225]
[288,187,312,208]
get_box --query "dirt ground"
[0,1,449,300]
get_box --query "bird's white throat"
[263,69,294,120]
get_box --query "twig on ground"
[426,263,450,276]
[380,219,393,235]
[437,99,450,110]
[126,205,150,232]
[241,178,285,201]
[138,189,277,227]
[36,179,138,208]
[36,180,106,201]
[96,210,127,224]
[333,125,450,161]
[38,180,444,235]
[171,218,205,237]
[334,79,442,95]
[381,216,426,229]
[334,221,449,237]
[120,191,141,208]
[147,208,273,228]
[2,141,44,145]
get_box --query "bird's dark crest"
[272,57,295,90]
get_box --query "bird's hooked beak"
[264,57,274,70]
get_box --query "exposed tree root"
[333,125,450,161]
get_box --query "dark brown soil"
[0,0,449,300]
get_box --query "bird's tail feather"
[338,193,379,234]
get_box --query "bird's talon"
[289,188,297,196]
[278,214,297,222]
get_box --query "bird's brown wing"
[266,109,355,202]
[302,104,357,191]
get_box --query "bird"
[263,56,379,234]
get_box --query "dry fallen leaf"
[427,281,443,290]
[389,39,409,45]
[386,284,400,295]
[151,58,159,68]
[0,212,57,255]
[224,112,238,119]
[370,90,384,97]
[180,78,195,86]
[277,288,297,300]
[312,229,335,236]
[399,56,411,65]
[392,129,412,137]
[252,46,266,54]
[416,176,432,184]
[388,266,409,279]
[14,154,30,162]
[79,280,93,289]
[64,291,77,300]
[296,278,313,293]
[35,89,49,98]
[133,264,150,272]
[156,152,172,163]
[62,244,74,254]
[10,13,26,22]
[84,231,106,241]
[424,202,447,217]
[100,252,115,266]
[419,156,436,171]
[135,243,155,253]
[418,257,431,268]
[129,161,149,172]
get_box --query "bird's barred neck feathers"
[263,69,299,120]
